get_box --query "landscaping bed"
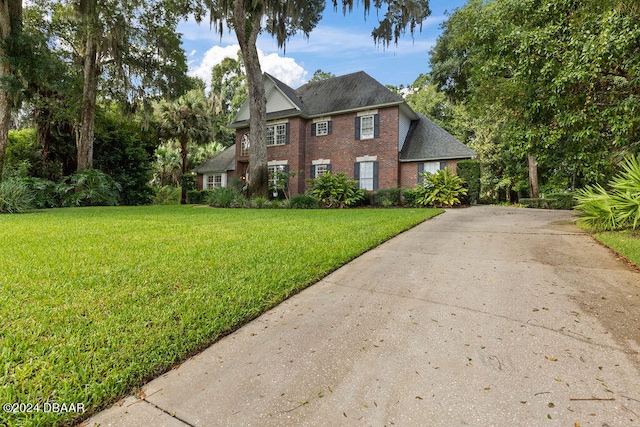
[0,205,441,427]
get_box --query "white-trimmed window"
[240,133,250,157]
[312,164,330,178]
[266,123,288,146]
[418,161,447,183]
[316,121,328,136]
[360,115,375,139]
[268,164,287,191]
[358,161,375,190]
[205,173,224,189]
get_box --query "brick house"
[196,71,476,194]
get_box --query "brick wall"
[400,159,462,189]
[303,106,400,193]
[233,106,403,196]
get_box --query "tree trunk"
[180,136,188,204]
[0,0,21,183]
[35,103,52,172]
[233,0,268,198]
[77,0,98,171]
[528,154,539,198]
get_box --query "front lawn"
[0,205,441,427]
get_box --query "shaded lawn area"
[593,230,640,269]
[0,205,441,427]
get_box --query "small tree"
[158,90,213,204]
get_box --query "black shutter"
[327,164,332,173]
[374,114,380,138]
[311,165,316,178]
[354,162,360,180]
[418,163,425,183]
[355,117,360,140]
[373,161,379,190]
[311,123,316,136]
[285,123,290,144]
[440,161,447,170]
[327,121,333,135]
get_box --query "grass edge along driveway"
[0,205,441,427]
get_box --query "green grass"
[593,230,640,268]
[0,205,441,426]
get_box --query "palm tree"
[158,90,213,204]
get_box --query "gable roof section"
[194,144,236,174]
[230,71,410,128]
[400,113,476,162]
[295,71,405,116]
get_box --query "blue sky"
[178,0,467,89]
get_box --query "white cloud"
[189,44,308,89]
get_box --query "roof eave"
[399,154,477,162]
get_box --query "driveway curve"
[85,206,640,427]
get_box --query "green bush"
[21,177,59,209]
[187,189,215,204]
[289,194,319,209]
[402,188,419,207]
[252,196,268,208]
[153,185,181,205]
[374,188,401,207]
[306,172,364,208]
[457,160,481,204]
[547,193,576,210]
[0,178,35,213]
[414,167,467,207]
[57,169,121,207]
[575,155,640,231]
[209,186,246,208]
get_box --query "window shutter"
[311,123,316,136]
[327,164,332,173]
[327,121,332,135]
[374,114,380,138]
[355,117,360,140]
[354,162,360,180]
[311,165,316,178]
[418,163,424,183]
[285,123,290,144]
[373,162,379,190]
[440,161,447,170]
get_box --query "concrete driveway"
[84,206,640,426]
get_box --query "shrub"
[306,172,364,208]
[252,196,268,208]
[402,188,419,207]
[209,186,245,208]
[289,194,319,209]
[187,189,215,204]
[153,185,181,205]
[547,193,577,210]
[21,177,59,208]
[57,169,121,207]
[0,178,35,213]
[414,168,467,207]
[457,160,481,204]
[575,155,640,230]
[374,188,401,207]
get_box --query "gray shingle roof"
[295,71,404,115]
[194,144,236,173]
[400,113,476,161]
